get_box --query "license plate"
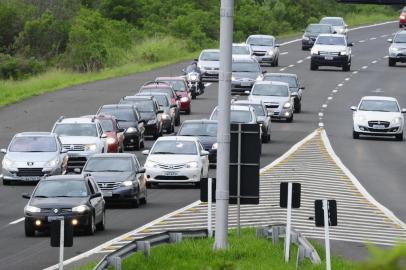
[24,176,40,181]
[325,56,334,60]
[373,125,385,129]
[241,82,251,87]
[48,216,64,222]
[164,171,178,176]
[103,191,113,197]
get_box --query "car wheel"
[389,59,396,67]
[24,219,35,237]
[286,114,294,123]
[134,138,140,151]
[175,114,181,126]
[185,108,191,115]
[310,63,318,70]
[267,133,271,143]
[140,190,147,205]
[131,195,140,208]
[153,129,159,140]
[301,46,306,51]
[396,132,403,141]
[3,179,11,185]
[343,64,350,72]
[85,214,96,235]
[96,211,106,231]
[261,134,267,143]
[353,130,360,139]
[275,58,279,67]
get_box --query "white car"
[197,49,220,82]
[232,43,253,59]
[351,96,406,140]
[142,136,209,186]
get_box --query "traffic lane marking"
[9,218,24,225]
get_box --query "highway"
[0,21,405,270]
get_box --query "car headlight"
[401,15,406,20]
[311,48,319,55]
[390,47,399,53]
[212,142,218,150]
[256,75,263,81]
[283,102,292,109]
[147,119,157,125]
[186,161,198,168]
[126,127,138,133]
[46,158,59,167]
[302,35,310,41]
[25,205,41,213]
[122,180,133,187]
[2,157,14,168]
[354,115,367,122]
[162,113,170,120]
[268,50,274,56]
[340,51,347,56]
[106,137,116,144]
[180,97,189,102]
[72,205,90,213]
[231,76,236,81]
[392,117,402,125]
[85,144,97,151]
[145,160,158,168]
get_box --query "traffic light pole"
[214,0,234,250]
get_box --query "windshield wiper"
[53,195,72,198]
[34,195,48,198]
[100,170,126,172]
[152,151,175,154]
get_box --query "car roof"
[140,82,172,89]
[233,100,263,105]
[230,105,251,111]
[156,136,199,142]
[317,33,346,38]
[308,23,332,27]
[254,80,289,87]
[321,16,344,20]
[43,175,87,181]
[201,49,219,53]
[233,43,250,47]
[266,73,297,78]
[181,119,218,124]
[90,153,136,158]
[122,96,153,101]
[156,76,186,81]
[57,117,96,124]
[232,57,258,63]
[361,96,398,101]
[100,104,135,109]
[247,34,275,39]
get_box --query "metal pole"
[59,219,64,270]
[323,200,331,270]
[214,0,233,250]
[284,182,292,262]
[208,178,213,238]
[237,124,242,238]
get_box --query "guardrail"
[93,229,208,270]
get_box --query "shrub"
[357,244,406,270]
[0,53,45,80]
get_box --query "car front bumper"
[302,38,316,48]
[25,212,91,231]
[231,80,255,93]
[253,54,275,63]
[100,186,139,201]
[144,123,159,136]
[2,166,62,182]
[201,70,219,81]
[146,167,202,183]
[311,55,349,67]
[389,53,406,63]
[354,123,403,135]
[267,108,293,120]
[179,100,191,111]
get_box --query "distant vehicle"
[51,117,108,172]
[262,73,304,113]
[97,104,145,150]
[231,57,264,94]
[232,43,253,58]
[246,35,279,66]
[248,81,294,122]
[22,175,105,236]
[82,153,147,207]
[197,49,220,82]
[400,7,406,28]
[136,92,176,133]
[1,132,68,185]
[142,136,209,187]
[302,24,335,50]
[177,120,218,166]
[319,17,348,36]
[138,82,181,126]
[310,34,353,71]
[232,100,272,143]
[155,77,192,114]
[119,96,164,139]
[388,30,406,66]
[351,96,406,140]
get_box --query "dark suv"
[97,104,146,150]
[302,24,335,50]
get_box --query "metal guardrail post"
[108,257,122,270]
[136,241,151,258]
[169,232,183,243]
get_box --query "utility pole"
[214,0,234,250]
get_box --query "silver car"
[388,30,406,66]
[197,49,220,82]
[246,35,280,66]
[231,57,264,94]
[320,17,348,36]
[1,132,68,185]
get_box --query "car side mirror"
[402,108,406,114]
[137,167,146,174]
[90,192,102,199]
[182,68,186,73]
[275,44,280,47]
[348,42,353,47]
[387,38,393,43]
[262,70,267,74]
[74,168,82,174]
[101,134,107,138]
[170,104,177,108]
[333,31,337,34]
[138,119,146,124]
[350,106,357,111]
[118,128,125,133]
[142,150,150,155]
[300,86,305,90]
[22,193,31,199]
[1,148,7,154]
[157,109,164,114]
[201,150,209,156]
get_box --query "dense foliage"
[0,0,398,79]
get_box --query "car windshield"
[320,18,344,26]
[263,75,297,88]
[247,37,273,46]
[158,80,186,92]
[34,180,88,198]
[232,62,260,72]
[211,109,252,123]
[120,99,154,112]
[9,136,57,152]
[178,123,217,137]
[252,84,289,97]
[84,157,133,172]
[316,36,346,46]
[54,123,97,137]
[200,51,219,61]
[151,141,197,155]
[100,119,114,132]
[359,100,399,112]
[233,46,250,55]
[146,95,169,107]
[306,24,331,33]
[394,33,406,43]
[237,104,266,116]
[99,108,136,122]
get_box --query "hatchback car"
[231,58,264,94]
[155,77,192,114]
[246,35,279,66]
[388,30,406,66]
[22,175,105,236]
[143,136,209,187]
[400,7,406,28]
[351,96,406,140]
[82,153,147,207]
[320,17,348,36]
[97,104,146,150]
[1,132,68,185]
[248,81,294,122]
[197,49,220,81]
[302,24,335,50]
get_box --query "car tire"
[353,130,360,139]
[267,133,271,143]
[175,114,181,126]
[310,63,318,70]
[96,211,106,231]
[3,179,11,185]
[343,63,351,72]
[85,214,96,235]
[185,108,191,115]
[286,114,294,123]
[134,138,141,151]
[24,219,35,237]
[295,103,302,113]
[140,190,147,205]
[131,195,140,208]
[153,129,160,140]
[389,59,396,67]
[396,132,403,141]
[301,46,307,51]
[275,58,279,67]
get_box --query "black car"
[177,120,218,166]
[97,104,146,150]
[302,24,335,50]
[22,175,105,236]
[82,153,147,207]
[119,96,164,139]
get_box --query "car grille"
[63,144,85,151]
[155,175,189,180]
[97,182,121,190]
[265,104,279,109]
[204,67,219,71]
[368,121,390,128]
[253,51,266,56]
[16,168,45,177]
[319,51,340,56]
[41,208,72,214]
[157,163,186,169]
[67,157,87,171]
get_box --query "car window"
[120,99,155,112]
[100,119,114,132]
[233,46,250,55]
[53,123,98,137]
[236,104,266,116]
[200,51,219,61]
[359,100,399,112]
[252,84,289,97]
[394,33,406,43]
[306,24,332,33]
[140,88,174,99]
[263,76,298,88]
[178,123,218,136]
[9,136,57,152]
[316,36,346,46]
[320,18,344,26]
[34,180,89,197]
[151,141,198,155]
[211,109,253,123]
[84,157,134,172]
[150,95,169,107]
[157,80,186,92]
[232,62,261,72]
[247,37,274,46]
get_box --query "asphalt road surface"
[0,21,404,270]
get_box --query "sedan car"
[22,175,105,236]
[351,96,406,140]
[320,17,348,36]
[97,104,145,150]
[246,35,279,66]
[155,77,192,114]
[143,136,209,187]
[388,30,406,66]
[177,120,218,166]
[82,153,147,207]
[302,24,335,50]
[232,43,253,58]
[248,81,294,122]
[197,49,220,82]
[231,58,264,94]
[262,73,304,113]
[1,132,68,185]
[400,6,406,28]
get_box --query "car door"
[87,179,103,223]
[97,123,108,152]
[134,157,146,194]
[198,142,209,177]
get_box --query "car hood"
[147,155,199,165]
[5,152,58,163]
[139,112,156,121]
[59,136,100,145]
[354,111,401,122]
[117,121,137,129]
[313,44,347,52]
[249,95,290,104]
[30,197,88,209]
[256,116,267,123]
[176,91,188,98]
[84,171,134,182]
[304,32,320,38]
[250,45,272,52]
[391,43,406,49]
[233,72,259,80]
[197,136,216,148]
[198,60,219,69]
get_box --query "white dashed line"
[362,66,368,69]
[372,60,378,64]
[318,122,324,127]
[9,218,24,225]
[204,83,212,87]
[338,83,344,87]
[381,34,388,38]
[279,68,286,71]
[328,97,333,100]
[370,37,377,40]
[280,52,289,55]
[318,112,324,117]
[306,56,311,59]
[332,89,338,93]
[288,64,295,68]
[322,104,328,108]
[352,71,358,74]
[384,55,389,59]
[345,78,350,81]
[359,40,365,43]
[297,60,303,64]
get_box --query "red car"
[155,77,192,114]
[400,7,406,28]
